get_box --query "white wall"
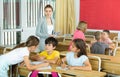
[0,0,3,44]
[74,0,80,26]
[0,0,3,29]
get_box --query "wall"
[80,0,120,31]
[75,0,120,39]
[74,0,80,26]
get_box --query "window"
[0,0,56,46]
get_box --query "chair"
[28,71,61,77]
[55,42,69,51]
[113,36,120,47]
[0,46,6,55]
[85,35,95,44]
[63,34,72,42]
[3,48,12,54]
[85,35,95,39]
[113,36,118,41]
[55,36,64,42]
[112,40,118,47]
[86,44,91,53]
[113,47,120,56]
[88,56,101,72]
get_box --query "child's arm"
[24,56,49,70]
[61,57,68,68]
[43,56,59,64]
[30,54,46,61]
[109,43,115,50]
[68,59,92,71]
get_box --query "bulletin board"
[80,0,120,30]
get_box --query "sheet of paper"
[31,61,43,65]
[31,61,52,70]
[56,66,68,70]
[37,65,52,70]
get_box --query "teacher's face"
[44,8,53,18]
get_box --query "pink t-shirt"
[73,29,85,41]
[101,38,112,45]
[68,29,85,51]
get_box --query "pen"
[62,73,76,77]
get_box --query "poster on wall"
[80,0,120,30]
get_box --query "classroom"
[0,0,120,77]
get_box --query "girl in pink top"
[68,21,87,50]
[73,29,85,41]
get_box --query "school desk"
[55,36,64,42]
[89,54,120,75]
[18,64,106,77]
[55,42,70,51]
[60,51,120,75]
[85,38,94,44]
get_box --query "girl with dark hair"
[61,39,92,70]
[0,36,49,77]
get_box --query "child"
[68,21,87,50]
[62,39,92,70]
[101,30,112,44]
[73,21,87,41]
[91,31,109,54]
[30,37,60,64]
[0,36,49,77]
[101,30,115,55]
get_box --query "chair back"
[112,40,118,47]
[55,42,69,51]
[85,35,95,44]
[28,71,61,77]
[0,46,6,54]
[63,34,72,42]
[113,47,120,56]
[88,56,101,71]
[85,35,95,40]
[2,48,12,55]
[113,36,118,41]
[86,44,90,53]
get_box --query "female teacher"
[36,4,54,52]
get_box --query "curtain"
[55,0,76,35]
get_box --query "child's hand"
[39,56,45,60]
[68,66,75,70]
[61,63,67,68]
[43,59,48,63]
[41,62,49,67]
[109,43,115,50]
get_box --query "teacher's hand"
[49,35,54,37]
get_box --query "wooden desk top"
[86,38,94,41]
[59,41,71,44]
[18,65,106,77]
[88,54,120,63]
[60,51,120,75]
[60,51,120,63]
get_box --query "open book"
[31,61,52,70]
